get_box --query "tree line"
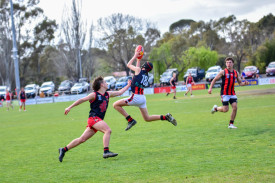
[1,0,275,90]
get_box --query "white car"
[0,86,8,100]
[205,66,222,82]
[71,82,87,94]
[104,76,116,90]
[40,81,55,96]
[25,84,39,98]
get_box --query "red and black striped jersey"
[131,70,148,95]
[89,91,109,119]
[220,68,238,96]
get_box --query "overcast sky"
[39,0,275,34]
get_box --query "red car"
[243,66,257,79]
[266,62,275,77]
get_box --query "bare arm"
[208,70,224,94]
[127,51,141,75]
[64,92,95,115]
[108,80,132,97]
[237,71,249,86]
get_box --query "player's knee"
[105,128,112,134]
[143,116,151,122]
[79,137,87,143]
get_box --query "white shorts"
[124,94,147,108]
[6,100,11,103]
[187,84,192,88]
[221,95,237,105]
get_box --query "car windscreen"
[268,64,275,68]
[162,72,171,77]
[25,87,34,90]
[187,70,196,74]
[41,85,51,88]
[118,78,127,82]
[74,83,83,86]
[244,68,255,72]
[60,83,70,87]
[207,69,218,72]
[0,89,5,92]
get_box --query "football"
[135,45,144,59]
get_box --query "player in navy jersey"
[208,57,249,129]
[19,87,26,111]
[166,72,178,99]
[58,76,131,162]
[113,50,177,131]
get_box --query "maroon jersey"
[221,68,238,96]
[187,76,193,84]
[89,91,109,119]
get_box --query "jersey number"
[140,75,148,86]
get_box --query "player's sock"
[229,120,234,125]
[104,147,109,153]
[160,115,167,120]
[126,115,133,122]
[64,146,69,152]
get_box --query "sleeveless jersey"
[171,77,176,87]
[131,70,149,95]
[89,91,109,119]
[220,68,238,96]
[6,92,11,100]
[187,76,193,84]
[20,91,26,99]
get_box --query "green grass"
[0,85,275,183]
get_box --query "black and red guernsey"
[131,70,148,95]
[89,91,109,119]
[171,77,176,87]
[220,68,238,96]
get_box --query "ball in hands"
[135,45,144,59]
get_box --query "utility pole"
[10,0,21,101]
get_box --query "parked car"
[25,84,39,98]
[205,66,222,82]
[148,73,154,87]
[183,67,205,82]
[79,77,89,83]
[266,61,275,77]
[160,71,174,86]
[71,82,88,94]
[243,66,257,79]
[58,80,74,94]
[0,86,8,100]
[82,81,90,91]
[115,76,132,90]
[104,76,116,90]
[40,81,55,96]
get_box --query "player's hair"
[225,57,234,63]
[92,76,104,91]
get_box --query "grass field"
[0,85,275,183]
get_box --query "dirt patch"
[237,88,275,96]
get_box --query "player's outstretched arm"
[208,70,224,94]
[237,72,249,86]
[108,80,132,97]
[64,92,95,115]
